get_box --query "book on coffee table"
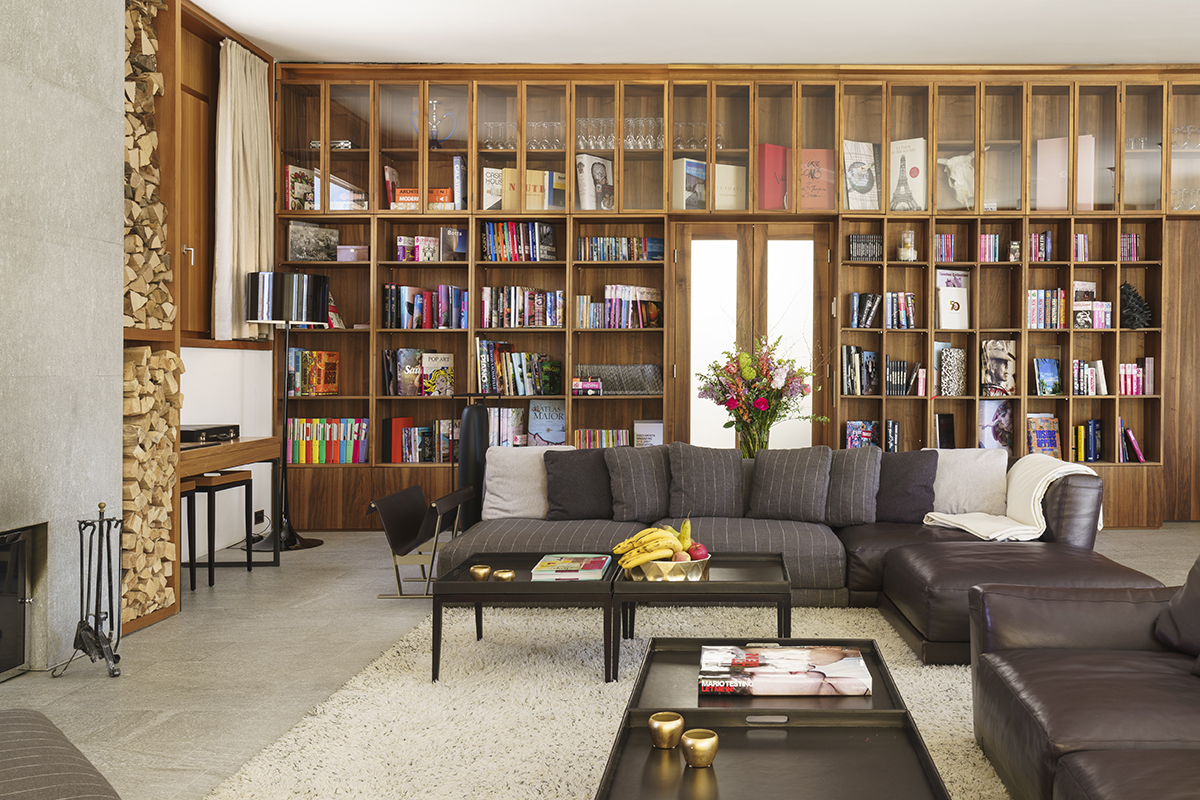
[698,645,872,696]
[530,554,612,581]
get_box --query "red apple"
[687,542,708,560]
[671,551,691,562]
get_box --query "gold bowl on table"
[625,555,710,582]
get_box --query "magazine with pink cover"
[698,645,872,696]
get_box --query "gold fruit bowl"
[626,555,710,582]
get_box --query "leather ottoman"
[880,541,1165,664]
[1054,750,1200,800]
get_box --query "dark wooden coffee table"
[612,553,791,680]
[593,637,950,799]
[431,552,621,682]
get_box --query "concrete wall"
[0,1,125,668]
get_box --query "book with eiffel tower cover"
[889,138,927,211]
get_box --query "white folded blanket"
[922,453,1101,541]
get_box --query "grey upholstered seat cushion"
[436,518,645,576]
[667,442,743,518]
[0,709,121,799]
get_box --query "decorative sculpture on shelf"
[937,152,976,207]
[1120,281,1153,329]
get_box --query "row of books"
[1118,357,1156,395]
[1119,233,1144,262]
[1116,418,1148,463]
[1026,288,1069,329]
[382,284,468,330]
[480,220,558,262]
[575,285,663,329]
[1072,233,1091,261]
[575,236,665,262]
[847,292,883,328]
[286,418,369,464]
[1072,419,1104,463]
[847,234,884,261]
[480,286,566,328]
[384,160,465,211]
[1029,231,1056,262]
[573,428,630,448]
[474,339,562,396]
[1070,359,1109,396]
[395,229,466,262]
[884,358,923,396]
[481,167,567,212]
[847,292,918,329]
[382,417,459,464]
[845,420,879,449]
[934,233,956,262]
[381,350,453,397]
[287,349,338,396]
[840,345,878,395]
[979,233,1006,262]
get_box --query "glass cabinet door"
[524,83,568,214]
[982,84,1024,212]
[1030,84,1071,212]
[670,82,709,211]
[573,83,617,212]
[934,85,977,212]
[621,82,666,211]
[426,83,470,212]
[378,83,420,212]
[799,84,837,211]
[842,83,884,211]
[714,83,750,211]
[477,83,519,212]
[1076,84,1118,211]
[888,84,931,212]
[279,82,323,211]
[328,83,370,212]
[755,82,794,211]
[1123,83,1164,211]
[1170,83,1200,211]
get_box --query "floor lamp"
[246,271,328,550]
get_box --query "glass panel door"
[328,83,370,211]
[714,83,751,210]
[799,84,837,211]
[378,83,420,212]
[426,82,470,212]
[755,82,794,211]
[670,82,709,211]
[1077,84,1118,211]
[280,82,323,211]
[1030,84,1071,212]
[982,84,1024,212]
[935,85,977,212]
[842,84,884,211]
[573,83,617,212]
[477,82,519,211]
[1123,83,1164,211]
[524,83,568,213]
[888,84,930,212]
[621,82,666,211]
[1170,83,1200,211]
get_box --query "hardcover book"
[633,419,664,447]
[757,143,791,210]
[575,155,615,211]
[672,158,706,210]
[714,163,747,210]
[842,140,880,211]
[530,554,611,581]
[481,166,504,211]
[888,137,927,211]
[936,412,956,449]
[940,347,966,396]
[1035,137,1069,211]
[936,286,970,329]
[1035,358,1062,396]
[285,164,317,210]
[1027,414,1062,459]
[978,399,1014,455]
[396,348,426,396]
[524,169,547,210]
[546,171,568,210]
[798,148,835,210]
[439,227,467,261]
[698,645,872,696]
[527,398,567,446]
[421,352,454,396]
[981,340,1018,396]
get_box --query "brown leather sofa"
[835,472,1164,664]
[968,582,1200,800]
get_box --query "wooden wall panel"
[1164,219,1200,521]
[1093,464,1164,528]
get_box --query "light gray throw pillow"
[605,445,671,523]
[928,447,1008,516]
[668,441,743,518]
[747,446,833,523]
[481,445,574,520]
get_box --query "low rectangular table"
[593,637,950,799]
[612,553,791,680]
[431,552,621,682]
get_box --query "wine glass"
[551,121,564,150]
[655,117,665,149]
[624,117,636,150]
[673,121,686,150]
[483,121,495,150]
[715,120,727,151]
[526,121,537,150]
[504,121,517,150]
[576,117,588,150]
[698,122,708,150]
[603,118,615,150]
[685,121,699,150]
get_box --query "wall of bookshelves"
[272,66,1200,530]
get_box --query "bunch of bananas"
[613,526,682,569]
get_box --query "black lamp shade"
[246,272,330,325]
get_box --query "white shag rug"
[205,606,1010,800]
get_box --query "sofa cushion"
[0,709,121,799]
[929,447,1008,516]
[825,446,881,527]
[747,446,833,523]
[835,522,978,594]
[667,442,743,518]
[1054,750,1200,800]
[1155,551,1200,656]
[605,445,671,523]
[436,518,645,577]
[655,516,846,591]
[975,648,1200,800]
[875,450,937,523]
[481,445,574,520]
[544,448,613,520]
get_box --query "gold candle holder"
[647,711,685,749]
[492,569,516,582]
[469,565,492,581]
[680,728,719,768]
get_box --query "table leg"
[475,602,483,641]
[432,600,443,682]
[611,601,621,681]
[185,493,196,591]
[243,479,253,572]
[603,600,613,683]
[625,602,637,639]
[206,489,216,587]
[781,602,792,637]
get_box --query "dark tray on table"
[593,637,950,800]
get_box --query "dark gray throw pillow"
[747,446,833,523]
[604,445,671,523]
[544,448,613,520]
[826,446,881,527]
[668,442,743,518]
[875,450,938,524]
[1155,552,1200,656]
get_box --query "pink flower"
[725,397,739,410]
[753,397,769,411]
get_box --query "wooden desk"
[179,436,282,568]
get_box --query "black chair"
[371,485,474,599]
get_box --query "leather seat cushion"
[1054,749,1200,800]
[835,522,977,593]
[884,542,1164,643]
[976,649,1200,800]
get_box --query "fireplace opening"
[0,526,31,681]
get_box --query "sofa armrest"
[1038,473,1103,549]
[969,583,1178,667]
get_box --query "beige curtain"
[213,39,272,340]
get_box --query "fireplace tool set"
[51,503,122,678]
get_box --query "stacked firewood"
[121,346,183,623]
[124,0,174,330]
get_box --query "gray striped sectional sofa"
[0,709,120,799]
